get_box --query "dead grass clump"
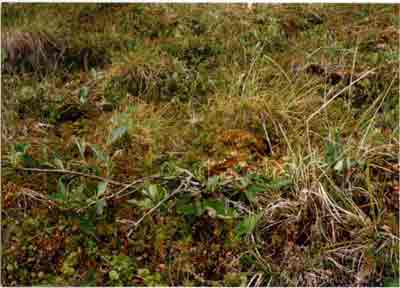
[2,30,64,74]
[256,180,397,286]
[2,29,111,75]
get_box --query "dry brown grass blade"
[307,69,376,123]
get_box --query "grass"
[1,3,399,286]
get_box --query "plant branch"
[127,180,188,237]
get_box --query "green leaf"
[11,143,36,168]
[206,176,221,192]
[143,184,165,203]
[128,198,153,209]
[96,199,107,216]
[245,184,264,202]
[108,126,128,145]
[90,144,107,162]
[1,47,8,62]
[384,277,400,287]
[79,216,96,236]
[175,196,201,216]
[41,161,57,168]
[79,86,89,104]
[54,158,64,170]
[235,213,262,239]
[58,177,67,195]
[147,184,159,201]
[266,178,292,190]
[74,138,86,159]
[324,129,343,166]
[81,268,97,286]
[109,270,119,281]
[176,201,197,216]
[61,251,79,276]
[202,199,236,219]
[202,199,225,214]
[127,40,136,50]
[20,154,35,168]
[334,159,344,172]
[15,143,30,154]
[48,192,66,202]
[97,181,108,197]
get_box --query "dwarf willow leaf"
[48,192,66,202]
[97,181,108,197]
[58,177,67,195]
[235,213,262,239]
[245,185,265,202]
[96,199,107,216]
[79,86,89,104]
[266,178,292,190]
[143,184,165,204]
[108,126,128,145]
[54,158,64,169]
[79,216,96,236]
[176,201,197,216]
[202,199,236,219]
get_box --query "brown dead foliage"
[219,129,270,156]
[2,30,64,74]
[208,129,270,177]
[2,29,110,75]
[305,63,374,85]
[2,182,56,210]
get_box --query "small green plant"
[61,250,81,277]
[324,128,344,167]
[104,75,129,105]
[107,107,136,147]
[224,272,248,286]
[235,213,262,239]
[238,173,292,202]
[176,194,237,219]
[48,176,98,212]
[79,86,89,104]
[137,268,164,286]
[96,181,108,216]
[383,277,400,287]
[9,143,34,168]
[105,255,136,285]
[129,183,166,210]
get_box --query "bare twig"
[86,174,161,207]
[18,167,159,189]
[17,167,126,186]
[127,179,188,237]
[307,69,376,123]
[19,187,57,206]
